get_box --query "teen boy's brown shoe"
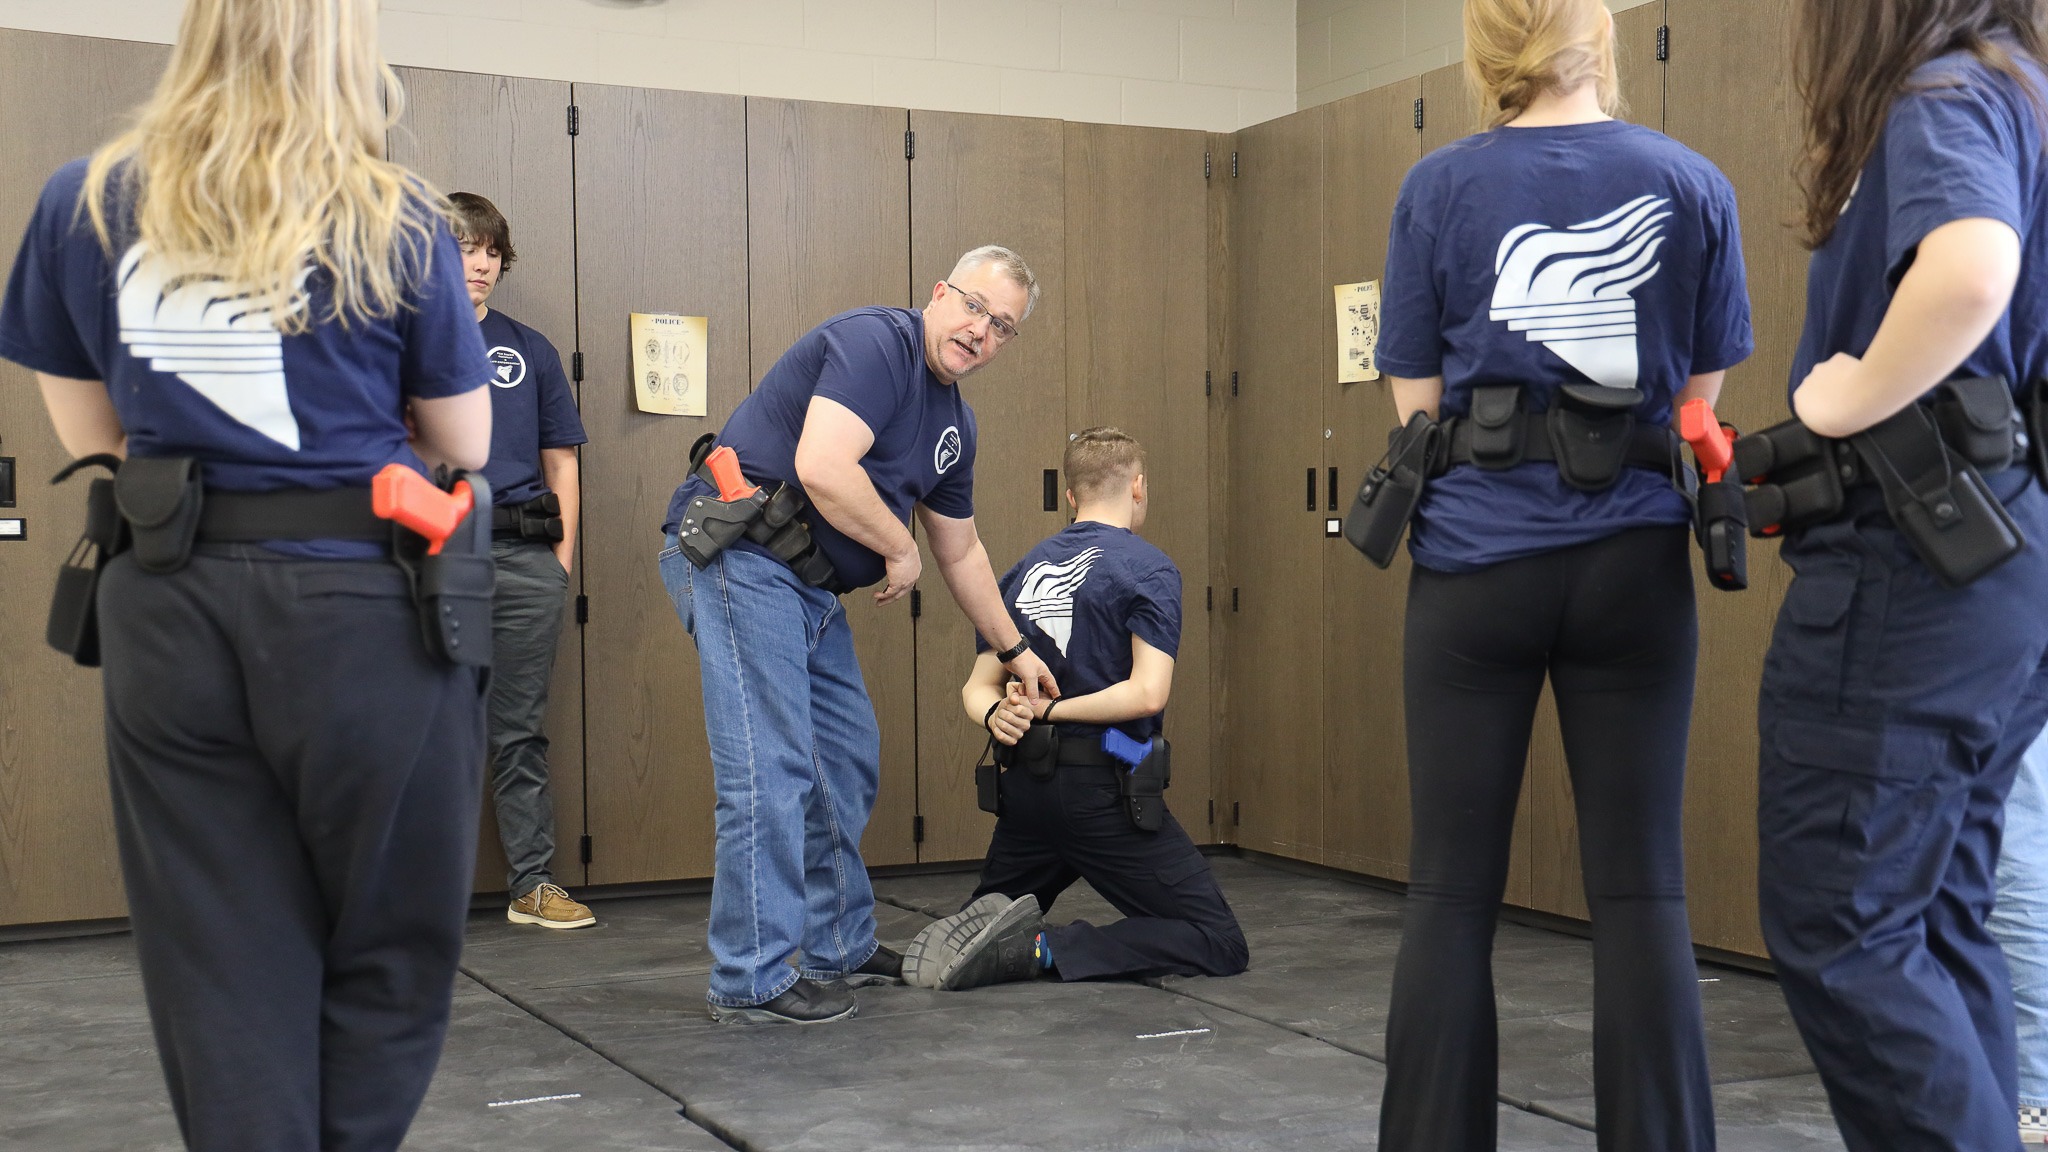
[508,883,596,930]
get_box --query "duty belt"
[198,488,386,541]
[1437,412,1680,476]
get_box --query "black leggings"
[1377,525,1714,1152]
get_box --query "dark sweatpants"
[1380,525,1713,1152]
[97,547,487,1152]
[971,760,1248,982]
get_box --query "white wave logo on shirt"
[1489,195,1671,390]
[934,425,963,475]
[116,244,306,450]
[1014,547,1102,657]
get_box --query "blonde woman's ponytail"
[1464,0,1620,128]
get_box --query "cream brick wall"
[1297,0,1656,110]
[0,0,1299,132]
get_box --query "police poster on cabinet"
[1333,280,1381,384]
[631,312,708,416]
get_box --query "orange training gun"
[1678,398,1734,483]
[701,445,758,503]
[372,463,474,555]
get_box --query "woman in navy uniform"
[1759,3,2048,1150]
[1371,0,1752,1148]
[0,1,494,1148]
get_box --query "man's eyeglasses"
[944,281,1019,343]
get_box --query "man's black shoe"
[707,978,857,1025]
[837,943,903,988]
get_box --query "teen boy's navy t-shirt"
[1379,120,1753,572]
[0,158,492,494]
[477,308,585,508]
[978,520,1182,745]
[1795,49,2048,406]
[662,306,977,590]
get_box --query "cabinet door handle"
[1306,467,1318,511]
[1043,469,1058,512]
[1327,467,1339,511]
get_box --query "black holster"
[46,454,126,667]
[677,434,840,591]
[1344,411,1440,568]
[995,721,1059,780]
[1118,738,1172,833]
[1548,384,1643,491]
[391,473,496,667]
[1694,477,1749,591]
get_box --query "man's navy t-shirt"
[0,158,491,493]
[662,307,976,590]
[1379,121,1754,572]
[1795,49,2048,410]
[978,520,1182,745]
[478,308,585,508]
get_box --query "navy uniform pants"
[1760,478,2048,1152]
[971,759,1248,982]
[97,547,486,1152]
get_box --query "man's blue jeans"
[1994,727,2048,1109]
[659,537,882,1008]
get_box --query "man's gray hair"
[950,245,1040,321]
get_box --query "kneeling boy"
[904,427,1249,991]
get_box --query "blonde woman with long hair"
[0,1,494,1148]
[1370,0,1751,1146]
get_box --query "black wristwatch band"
[994,637,1031,663]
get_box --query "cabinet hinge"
[1208,798,1216,825]
[1413,97,1425,131]
[1230,370,1239,397]
[1231,587,1239,612]
[1205,370,1212,398]
[1230,150,1239,178]
[1204,150,1212,180]
[1232,801,1241,826]
[904,129,915,160]
[1206,586,1213,612]
[912,815,926,843]
[575,594,589,625]
[566,104,580,136]
[570,350,584,383]
[1657,25,1670,61]
[909,588,922,619]
[578,835,593,864]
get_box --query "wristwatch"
[994,636,1031,663]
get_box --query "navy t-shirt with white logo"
[1379,121,1754,572]
[1795,49,2048,408]
[661,306,977,590]
[0,158,492,494]
[978,520,1182,745]
[477,308,586,508]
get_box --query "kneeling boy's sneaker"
[708,978,857,1025]
[903,893,1011,988]
[507,883,596,930]
[837,943,903,988]
[910,893,1046,992]
[2021,1104,2048,1143]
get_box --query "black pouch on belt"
[114,456,203,574]
[974,737,1002,816]
[518,492,565,542]
[995,721,1059,780]
[1467,384,1525,468]
[46,454,126,667]
[1931,375,2022,472]
[1732,419,1851,536]
[1854,406,2022,588]
[1344,411,1440,568]
[1118,738,1172,833]
[393,473,497,667]
[1547,385,1642,491]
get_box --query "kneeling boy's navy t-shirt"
[1378,120,1754,572]
[662,306,976,590]
[979,520,1182,745]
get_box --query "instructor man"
[657,246,1058,1025]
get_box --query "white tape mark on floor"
[487,1093,583,1108]
[1136,1028,1212,1040]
